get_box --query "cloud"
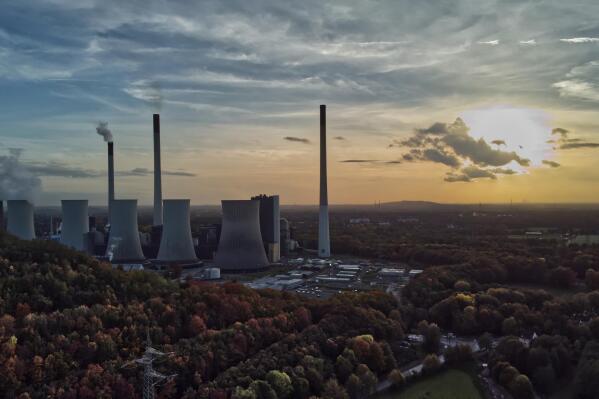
[477,40,499,46]
[0,149,42,202]
[560,38,599,43]
[333,136,346,141]
[284,136,311,144]
[26,161,102,178]
[118,167,196,177]
[552,127,569,137]
[394,117,531,182]
[444,165,501,183]
[542,160,560,168]
[560,142,599,149]
[422,148,461,167]
[340,159,378,163]
[519,40,536,45]
[440,119,530,167]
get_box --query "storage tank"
[215,200,269,271]
[157,199,197,262]
[105,199,145,263]
[7,200,35,240]
[60,200,89,251]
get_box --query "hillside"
[0,232,405,398]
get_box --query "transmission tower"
[128,330,176,399]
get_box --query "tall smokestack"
[318,104,331,257]
[153,114,163,226]
[108,142,115,224]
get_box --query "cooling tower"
[215,200,269,271]
[157,199,197,262]
[153,114,163,226]
[7,200,35,240]
[107,142,115,223]
[60,200,89,251]
[318,104,331,257]
[105,199,145,263]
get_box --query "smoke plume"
[0,149,42,202]
[96,121,113,142]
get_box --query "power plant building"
[157,199,198,264]
[251,194,280,262]
[60,200,89,251]
[105,199,145,263]
[7,200,35,240]
[215,200,269,271]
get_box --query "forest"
[0,232,405,398]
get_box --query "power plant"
[6,106,331,272]
[215,200,269,271]
[60,200,89,251]
[318,104,331,258]
[105,199,145,263]
[156,199,198,264]
[7,200,35,240]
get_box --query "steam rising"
[96,121,113,142]
[0,149,42,202]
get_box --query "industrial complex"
[2,108,335,279]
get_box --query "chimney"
[153,114,163,226]
[318,105,331,257]
[107,142,115,224]
[0,200,4,231]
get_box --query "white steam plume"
[0,149,42,202]
[96,121,113,142]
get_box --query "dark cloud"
[119,167,196,177]
[340,159,379,163]
[284,136,311,144]
[393,118,529,176]
[422,148,461,167]
[560,142,599,149]
[444,165,499,183]
[333,136,346,141]
[552,127,569,137]
[542,160,561,167]
[26,161,102,178]
[416,122,450,135]
[385,160,402,164]
[491,168,517,175]
[441,119,529,167]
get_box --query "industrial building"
[156,199,199,265]
[7,200,35,240]
[251,194,280,262]
[215,199,269,271]
[105,199,145,264]
[60,200,89,251]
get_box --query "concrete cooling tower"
[60,200,89,251]
[215,200,269,271]
[105,199,145,263]
[157,199,197,263]
[7,200,35,240]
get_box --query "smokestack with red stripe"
[153,114,163,226]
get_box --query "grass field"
[375,369,483,399]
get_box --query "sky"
[1,0,599,205]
